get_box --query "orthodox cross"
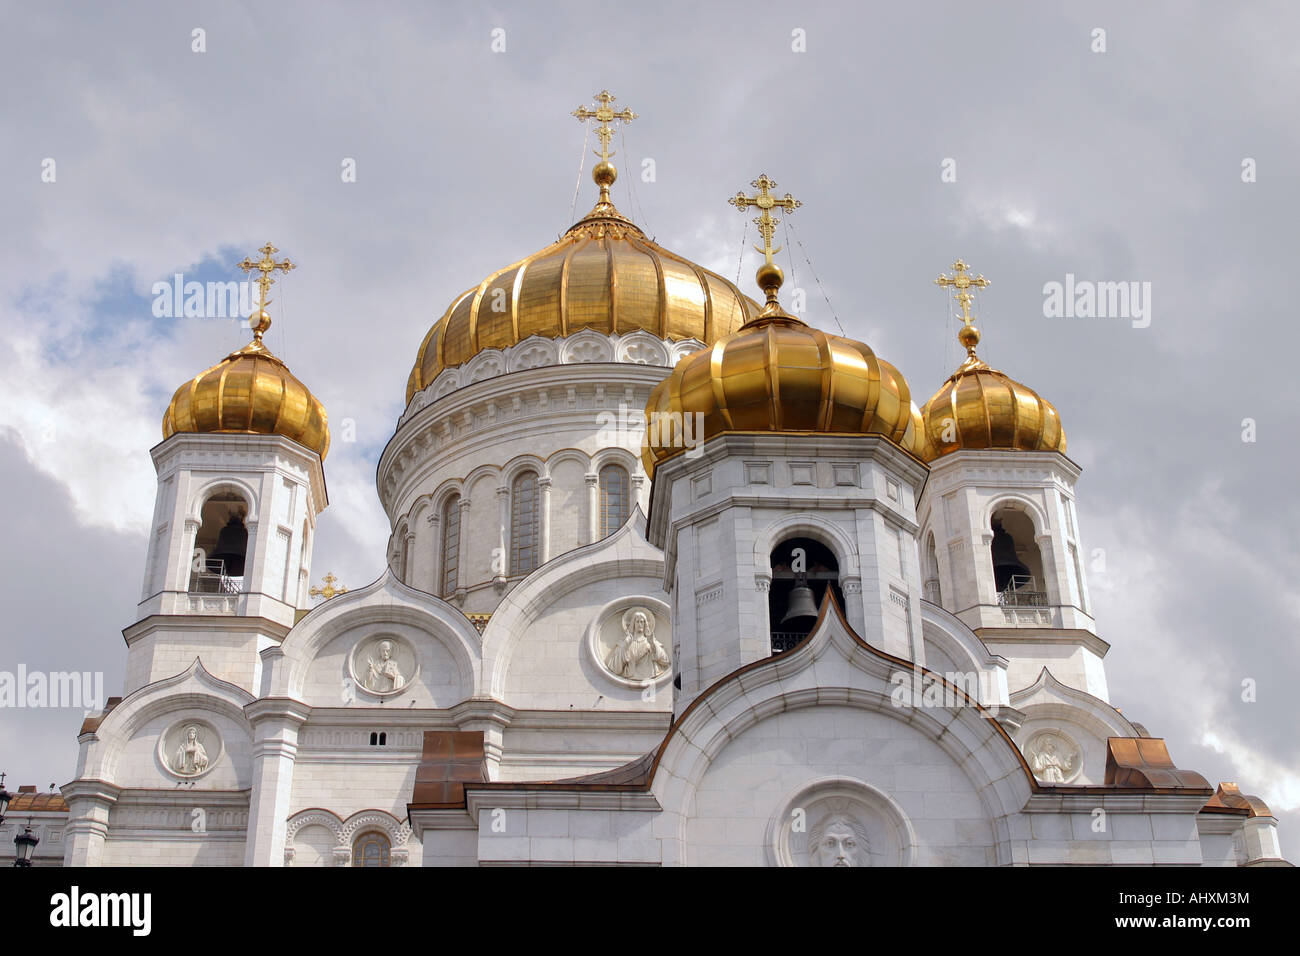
[237,242,295,341]
[934,259,989,327]
[728,174,801,266]
[571,90,637,163]
[309,572,347,601]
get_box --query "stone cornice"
[123,613,292,646]
[976,627,1111,659]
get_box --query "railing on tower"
[997,574,1046,607]
[769,632,808,654]
[189,558,243,595]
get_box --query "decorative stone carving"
[1024,729,1082,784]
[587,598,673,688]
[768,779,915,867]
[348,635,419,698]
[808,813,872,867]
[604,607,670,681]
[158,719,223,780]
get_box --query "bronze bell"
[990,519,1029,592]
[781,583,819,625]
[211,515,248,577]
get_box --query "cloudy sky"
[1,0,1296,861]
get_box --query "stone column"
[494,486,509,588]
[841,576,865,637]
[538,475,553,564]
[585,473,599,544]
[456,497,472,601]
[243,698,310,867]
[60,779,121,866]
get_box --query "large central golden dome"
[405,165,760,403]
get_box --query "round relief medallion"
[1023,729,1082,784]
[768,778,916,868]
[586,598,672,688]
[348,634,419,698]
[158,718,224,780]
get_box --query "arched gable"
[77,659,255,787]
[273,570,481,705]
[646,597,1037,865]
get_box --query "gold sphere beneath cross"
[593,160,617,186]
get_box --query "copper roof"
[7,786,67,813]
[1104,737,1212,792]
[408,731,489,808]
[1202,781,1273,818]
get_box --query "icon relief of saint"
[605,607,669,681]
[366,640,406,693]
[173,725,210,775]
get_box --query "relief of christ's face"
[631,613,648,636]
[811,817,868,867]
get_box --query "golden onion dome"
[918,311,1064,462]
[163,308,330,458]
[642,257,926,476]
[405,162,760,404]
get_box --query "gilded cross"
[571,90,637,163]
[237,242,295,340]
[728,174,801,266]
[934,259,990,326]
[309,572,347,601]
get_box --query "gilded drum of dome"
[405,214,760,403]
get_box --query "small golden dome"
[405,191,760,404]
[918,326,1064,462]
[163,320,330,459]
[641,310,926,475]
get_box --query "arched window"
[352,831,390,867]
[191,492,248,593]
[510,471,539,575]
[440,494,461,597]
[599,464,630,538]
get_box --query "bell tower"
[127,243,329,696]
[644,176,930,716]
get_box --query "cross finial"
[935,259,990,360]
[309,572,347,601]
[729,174,802,310]
[572,90,637,204]
[237,242,296,343]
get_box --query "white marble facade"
[57,329,1287,868]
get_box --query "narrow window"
[441,494,461,597]
[510,471,539,574]
[599,464,630,538]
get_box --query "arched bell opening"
[990,508,1046,607]
[191,492,248,593]
[768,537,842,654]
